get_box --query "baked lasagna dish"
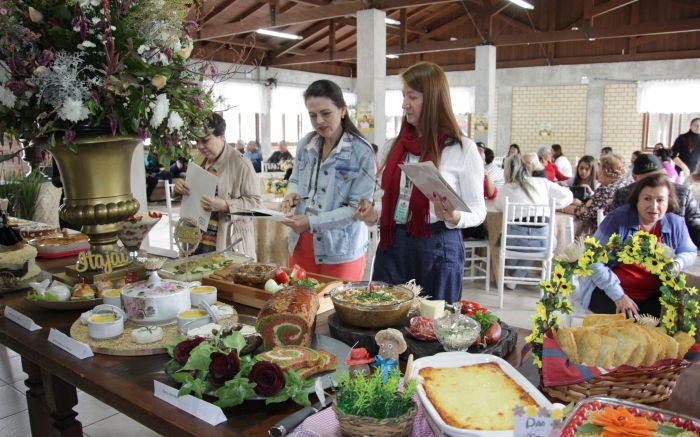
[419,362,539,431]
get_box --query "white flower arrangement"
[150,94,170,129]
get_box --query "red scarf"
[380,125,445,249]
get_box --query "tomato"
[652,412,664,422]
[273,268,289,284]
[460,300,482,316]
[290,264,307,281]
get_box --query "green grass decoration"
[335,370,416,420]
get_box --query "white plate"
[410,352,552,437]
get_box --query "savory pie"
[419,362,538,430]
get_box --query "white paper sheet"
[231,208,293,223]
[400,161,470,212]
[181,163,219,232]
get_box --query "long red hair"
[386,62,462,167]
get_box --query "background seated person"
[574,173,697,318]
[612,153,700,247]
[267,141,294,166]
[244,141,263,173]
[169,157,188,180]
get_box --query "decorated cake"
[0,211,40,282]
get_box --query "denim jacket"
[287,131,377,264]
[574,204,697,310]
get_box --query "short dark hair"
[207,112,226,137]
[627,172,679,213]
[654,147,672,162]
[632,150,642,158]
[476,142,486,149]
[509,144,521,154]
[601,146,613,155]
[484,147,495,165]
[551,144,562,155]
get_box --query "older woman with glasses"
[173,113,261,257]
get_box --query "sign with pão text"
[514,405,563,437]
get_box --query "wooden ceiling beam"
[546,0,557,62]
[269,17,700,65]
[495,13,536,33]
[267,20,329,58]
[286,0,331,6]
[591,0,638,19]
[334,16,425,35]
[198,0,366,40]
[376,0,464,11]
[200,0,237,25]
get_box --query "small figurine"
[374,328,407,362]
[344,348,374,379]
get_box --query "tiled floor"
[0,200,541,436]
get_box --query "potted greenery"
[333,370,418,437]
[0,0,216,262]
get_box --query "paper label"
[153,380,227,426]
[48,328,94,359]
[3,306,41,331]
[514,405,563,437]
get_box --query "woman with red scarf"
[355,62,486,303]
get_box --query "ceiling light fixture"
[255,29,303,40]
[385,17,401,25]
[450,36,458,41]
[507,0,534,9]
[386,54,399,59]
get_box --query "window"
[642,113,700,150]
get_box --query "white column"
[260,85,272,158]
[497,85,512,157]
[474,45,497,148]
[356,9,386,147]
[585,82,604,156]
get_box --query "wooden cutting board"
[204,265,342,312]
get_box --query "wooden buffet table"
[0,258,698,436]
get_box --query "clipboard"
[231,208,294,224]
[181,163,218,232]
[400,161,470,212]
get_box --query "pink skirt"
[289,232,366,281]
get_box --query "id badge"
[394,194,410,224]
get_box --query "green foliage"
[335,370,417,420]
[212,376,257,409]
[0,169,43,219]
[265,370,314,407]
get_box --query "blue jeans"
[504,224,549,279]
[373,223,465,303]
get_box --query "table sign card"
[514,405,563,437]
[153,381,227,426]
[48,328,94,359]
[3,306,41,331]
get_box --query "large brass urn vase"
[39,134,141,269]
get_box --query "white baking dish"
[410,352,552,437]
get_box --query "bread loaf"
[256,286,319,350]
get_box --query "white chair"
[493,156,504,169]
[496,197,557,308]
[463,239,490,291]
[564,215,575,247]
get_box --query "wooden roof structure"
[191,0,700,76]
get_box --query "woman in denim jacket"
[281,80,377,281]
[574,173,697,318]
[355,62,487,303]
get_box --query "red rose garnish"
[249,361,285,396]
[209,351,241,386]
[173,337,205,365]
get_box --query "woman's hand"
[280,192,300,214]
[615,294,640,318]
[201,195,228,212]
[353,197,378,224]
[284,215,310,233]
[173,179,190,196]
[432,193,460,226]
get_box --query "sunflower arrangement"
[527,232,699,368]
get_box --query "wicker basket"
[333,404,417,437]
[544,361,690,404]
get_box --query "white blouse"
[376,137,487,229]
